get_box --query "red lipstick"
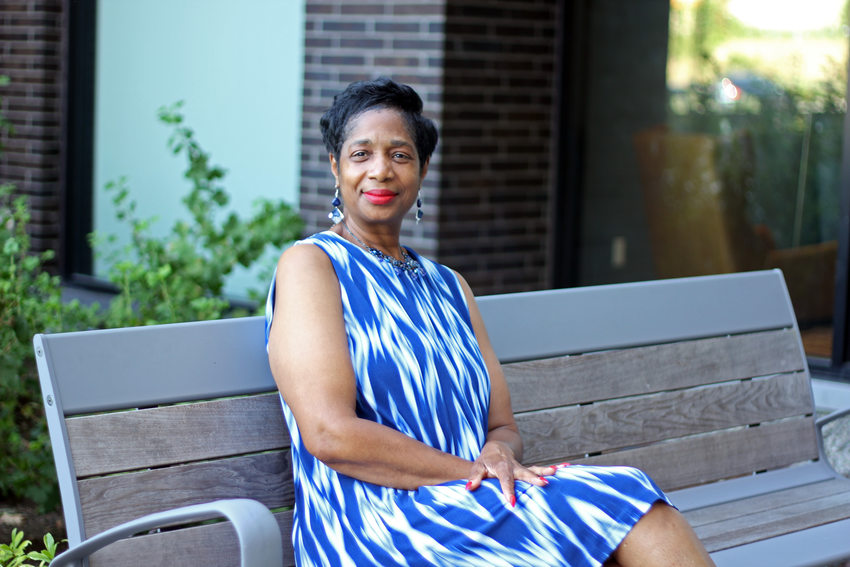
[363,189,396,205]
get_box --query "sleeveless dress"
[264,231,671,567]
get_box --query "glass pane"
[91,0,304,299]
[619,0,846,359]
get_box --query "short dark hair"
[320,77,438,170]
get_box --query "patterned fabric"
[265,231,670,567]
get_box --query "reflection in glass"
[650,0,847,357]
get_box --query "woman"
[266,77,715,567]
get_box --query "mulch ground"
[0,499,66,551]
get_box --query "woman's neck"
[336,220,404,261]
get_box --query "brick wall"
[439,0,557,293]
[0,0,65,260]
[2,0,559,292]
[301,0,558,294]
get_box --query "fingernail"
[510,495,516,507]
[465,481,473,490]
[558,462,571,468]
[539,476,549,485]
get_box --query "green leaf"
[3,238,20,255]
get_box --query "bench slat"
[518,371,813,464]
[67,393,288,477]
[78,452,293,537]
[694,488,850,553]
[669,461,839,512]
[505,330,803,412]
[559,418,819,491]
[89,510,295,567]
[684,477,850,528]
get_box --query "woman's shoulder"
[279,231,343,264]
[275,232,341,283]
[266,234,346,346]
[289,230,343,252]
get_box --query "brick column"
[0,0,65,260]
[439,0,558,293]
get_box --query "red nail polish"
[465,481,473,490]
[558,462,571,468]
[539,476,549,485]
[510,495,516,507]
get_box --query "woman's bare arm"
[454,272,555,503]
[267,244,471,489]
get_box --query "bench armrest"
[50,499,282,567]
[816,406,850,429]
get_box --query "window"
[665,0,845,358]
[557,0,849,375]
[66,0,305,299]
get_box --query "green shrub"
[0,528,62,567]
[0,184,100,509]
[94,101,304,326]
[0,90,303,511]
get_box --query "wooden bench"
[35,269,850,566]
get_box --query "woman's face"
[330,107,428,229]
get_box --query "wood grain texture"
[67,393,288,477]
[684,478,850,528]
[694,487,850,552]
[504,330,804,412]
[78,451,292,536]
[539,418,819,491]
[518,371,813,464]
[89,510,295,567]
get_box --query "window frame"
[63,0,97,282]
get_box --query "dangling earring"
[329,185,344,225]
[415,190,423,224]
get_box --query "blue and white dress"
[265,231,670,567]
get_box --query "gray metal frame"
[48,499,282,567]
[477,269,798,362]
[36,316,275,415]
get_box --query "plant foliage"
[0,89,303,514]
[0,529,62,567]
[0,183,100,509]
[94,101,304,326]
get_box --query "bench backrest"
[35,269,815,566]
[478,269,816,490]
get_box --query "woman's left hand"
[466,440,557,507]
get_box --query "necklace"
[341,222,425,279]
